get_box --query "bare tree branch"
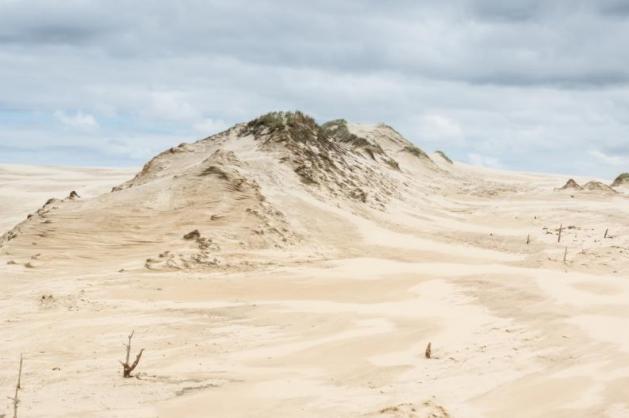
[10,354,23,418]
[120,331,144,378]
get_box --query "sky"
[1,0,628,178]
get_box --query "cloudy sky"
[1,0,628,178]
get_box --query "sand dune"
[1,112,628,417]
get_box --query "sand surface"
[0,164,137,233]
[1,134,629,417]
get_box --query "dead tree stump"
[120,331,144,378]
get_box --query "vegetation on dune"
[244,111,320,146]
[319,119,388,161]
[435,150,453,164]
[246,111,317,134]
[246,113,398,167]
[403,145,430,160]
[560,178,582,190]
[611,172,629,187]
[384,158,400,170]
[583,180,617,193]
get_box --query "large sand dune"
[1,112,628,417]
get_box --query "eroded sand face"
[1,155,628,418]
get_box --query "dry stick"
[120,331,145,378]
[558,224,563,243]
[563,247,568,264]
[425,342,432,359]
[526,234,530,245]
[11,354,23,418]
[604,228,609,239]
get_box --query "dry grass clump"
[403,145,430,160]
[246,111,317,136]
[611,173,629,187]
[435,150,453,164]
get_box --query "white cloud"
[146,91,200,122]
[2,0,629,177]
[54,110,99,129]
[192,118,228,135]
[414,113,464,142]
[467,152,503,169]
[589,149,629,166]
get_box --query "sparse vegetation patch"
[435,150,453,164]
[403,145,430,160]
[611,172,629,187]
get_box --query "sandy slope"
[0,164,137,233]
[1,118,629,417]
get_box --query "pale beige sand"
[0,164,137,233]
[1,150,628,418]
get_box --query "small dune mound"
[583,180,617,194]
[556,178,617,194]
[583,180,617,193]
[559,178,583,191]
[611,173,629,188]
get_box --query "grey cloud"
[0,1,118,45]
[467,0,547,21]
[0,0,628,178]
[1,0,628,88]
[596,0,629,16]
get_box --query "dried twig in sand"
[604,228,609,239]
[526,234,530,245]
[558,224,563,243]
[563,247,568,264]
[120,331,144,378]
[9,354,23,418]
[425,342,432,359]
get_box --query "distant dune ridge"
[557,175,628,194]
[558,178,583,191]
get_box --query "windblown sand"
[1,153,628,418]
